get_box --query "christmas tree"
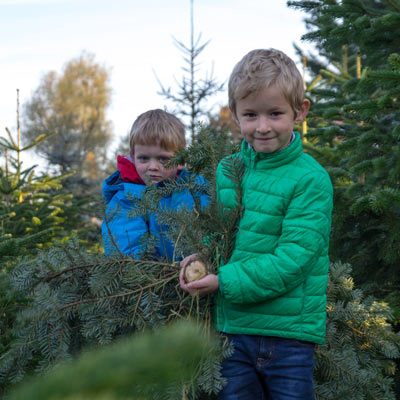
[288,0,400,308]
[0,92,77,380]
[1,126,399,399]
[7,321,219,400]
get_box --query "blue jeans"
[219,334,315,400]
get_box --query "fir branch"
[59,272,178,312]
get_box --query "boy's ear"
[295,99,310,122]
[232,112,240,126]
[231,107,240,126]
[227,106,239,126]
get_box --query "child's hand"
[182,274,219,296]
[179,254,219,296]
[179,253,198,294]
[180,253,199,270]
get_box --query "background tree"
[22,52,113,182]
[156,0,224,141]
[286,3,400,391]
[21,53,113,245]
[0,91,74,254]
[103,132,130,177]
[315,262,399,400]
[207,106,242,143]
[1,127,399,400]
[0,91,80,397]
[287,0,400,312]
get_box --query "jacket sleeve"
[218,170,333,305]
[102,192,149,259]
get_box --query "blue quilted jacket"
[102,169,208,261]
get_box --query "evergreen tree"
[0,93,81,397]
[0,126,237,398]
[289,0,400,70]
[0,91,74,255]
[315,262,399,399]
[1,127,399,399]
[156,0,224,141]
[287,0,400,306]
[7,321,219,400]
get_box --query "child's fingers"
[186,280,207,289]
[179,267,187,288]
[179,253,198,269]
[179,266,197,295]
[180,281,198,296]
[180,268,218,297]
[186,275,214,289]
[187,274,219,295]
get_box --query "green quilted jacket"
[214,133,333,344]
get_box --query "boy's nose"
[148,159,160,170]
[256,116,271,133]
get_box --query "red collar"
[117,155,145,184]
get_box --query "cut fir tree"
[1,127,399,399]
[0,126,240,398]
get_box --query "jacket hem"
[215,325,325,345]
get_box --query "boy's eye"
[271,111,283,117]
[158,156,171,165]
[137,156,149,162]
[243,112,256,118]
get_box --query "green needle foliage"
[0,98,77,386]
[316,262,400,399]
[8,320,219,400]
[0,126,237,398]
[3,245,399,399]
[288,0,400,308]
[0,128,72,256]
[0,240,231,399]
[1,126,399,399]
[156,2,224,141]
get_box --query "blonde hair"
[228,49,305,116]
[129,109,186,154]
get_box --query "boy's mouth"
[254,136,275,141]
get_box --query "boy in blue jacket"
[102,109,208,261]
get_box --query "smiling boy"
[234,84,308,153]
[180,49,333,399]
[102,109,208,261]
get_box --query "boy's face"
[234,85,309,153]
[133,144,179,185]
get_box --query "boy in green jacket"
[180,48,333,399]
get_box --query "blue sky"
[1,0,311,154]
